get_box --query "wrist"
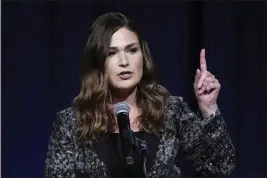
[199,104,218,118]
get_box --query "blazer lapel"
[141,132,160,172]
[147,132,179,177]
[91,133,110,177]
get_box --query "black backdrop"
[2,1,267,178]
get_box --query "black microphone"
[114,102,136,165]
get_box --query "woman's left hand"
[193,49,221,117]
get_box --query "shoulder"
[163,95,185,131]
[52,107,78,135]
[165,95,184,113]
[57,107,77,122]
[167,95,184,104]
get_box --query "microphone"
[114,102,136,165]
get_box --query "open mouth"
[118,71,132,80]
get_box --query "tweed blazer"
[44,96,236,177]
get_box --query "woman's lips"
[118,72,132,80]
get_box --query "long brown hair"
[73,12,171,143]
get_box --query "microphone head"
[114,101,130,117]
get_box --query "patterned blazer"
[44,96,236,177]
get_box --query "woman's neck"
[111,87,138,107]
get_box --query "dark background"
[2,1,267,178]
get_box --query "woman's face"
[105,27,143,91]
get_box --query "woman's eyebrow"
[109,42,139,50]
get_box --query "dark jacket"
[44,96,236,177]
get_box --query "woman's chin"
[111,80,138,90]
[116,85,136,91]
[111,83,138,92]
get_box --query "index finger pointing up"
[200,48,207,72]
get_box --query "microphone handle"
[117,112,135,165]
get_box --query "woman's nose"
[119,53,129,67]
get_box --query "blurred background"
[2,1,267,177]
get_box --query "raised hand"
[193,49,221,117]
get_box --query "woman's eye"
[128,48,138,53]
[108,51,116,56]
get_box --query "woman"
[44,12,236,178]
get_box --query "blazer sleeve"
[173,96,236,176]
[44,111,77,178]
